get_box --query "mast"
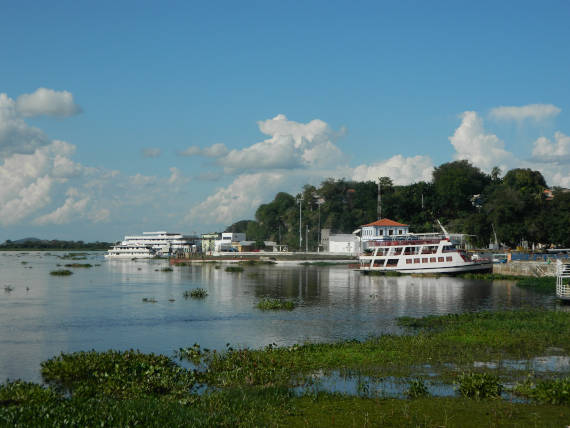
[377,178,382,220]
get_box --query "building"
[328,234,360,254]
[201,233,220,254]
[214,232,246,252]
[361,219,409,242]
[121,231,199,256]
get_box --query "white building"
[214,232,246,252]
[120,231,198,256]
[361,219,409,242]
[328,234,360,254]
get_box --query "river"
[0,251,561,383]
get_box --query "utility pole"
[377,178,382,220]
[305,224,308,252]
[315,196,324,252]
[297,196,303,250]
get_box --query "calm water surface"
[0,251,561,382]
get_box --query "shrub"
[456,372,502,399]
[183,288,208,299]
[514,376,570,405]
[256,298,296,311]
[406,378,429,398]
[50,270,73,276]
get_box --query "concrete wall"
[493,261,557,277]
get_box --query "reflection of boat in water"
[104,244,156,259]
[358,219,491,274]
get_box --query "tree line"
[225,160,570,250]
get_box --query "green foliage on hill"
[0,239,112,251]
[227,161,570,249]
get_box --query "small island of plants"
[256,298,296,311]
[49,269,73,276]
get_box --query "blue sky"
[1,1,569,241]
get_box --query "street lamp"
[314,195,325,251]
[296,196,303,250]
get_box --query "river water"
[0,251,562,383]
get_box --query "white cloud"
[142,148,161,158]
[16,88,82,118]
[218,114,345,172]
[187,172,289,225]
[0,93,50,158]
[352,155,434,184]
[34,190,89,225]
[531,132,570,163]
[168,166,190,186]
[450,111,511,171]
[179,143,228,157]
[129,173,157,186]
[489,104,560,122]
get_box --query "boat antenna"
[377,178,382,220]
[436,219,450,239]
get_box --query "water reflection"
[0,252,562,383]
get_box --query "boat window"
[414,258,420,264]
[422,258,428,263]
[386,259,398,266]
[446,256,452,262]
[389,230,393,236]
[438,257,444,262]
[406,259,412,264]
[430,257,436,263]
[393,247,402,255]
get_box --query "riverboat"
[104,244,156,259]
[358,219,491,274]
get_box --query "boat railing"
[556,260,570,301]
[365,237,445,247]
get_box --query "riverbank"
[2,309,569,426]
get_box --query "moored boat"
[358,219,491,274]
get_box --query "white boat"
[358,219,492,274]
[104,244,156,259]
[105,231,198,259]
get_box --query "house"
[215,232,246,252]
[361,219,409,242]
[201,233,220,254]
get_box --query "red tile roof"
[362,218,408,227]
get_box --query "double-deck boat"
[358,219,491,274]
[105,231,197,259]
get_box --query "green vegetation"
[0,239,112,251]
[226,161,570,250]
[225,266,244,273]
[2,310,570,426]
[256,298,296,311]
[183,288,208,299]
[516,277,556,293]
[239,259,277,266]
[142,298,157,303]
[64,263,93,268]
[456,372,503,400]
[50,269,73,276]
[514,376,570,405]
[59,253,88,260]
[4,285,14,292]
[161,267,174,272]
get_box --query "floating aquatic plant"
[50,270,73,276]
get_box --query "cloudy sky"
[1,1,569,242]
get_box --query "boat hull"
[359,261,492,274]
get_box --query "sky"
[1,0,569,242]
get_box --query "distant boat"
[358,219,491,274]
[105,231,196,259]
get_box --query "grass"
[225,266,244,273]
[1,310,570,426]
[183,288,208,299]
[50,269,73,276]
[256,298,296,311]
[64,263,93,268]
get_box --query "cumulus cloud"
[218,114,344,172]
[179,143,228,157]
[450,111,512,171]
[16,88,82,118]
[0,140,85,225]
[142,148,161,158]
[187,172,290,225]
[0,93,50,158]
[489,104,560,122]
[34,189,90,225]
[352,155,434,184]
[531,132,570,164]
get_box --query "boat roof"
[362,218,408,227]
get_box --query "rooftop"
[362,218,408,227]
